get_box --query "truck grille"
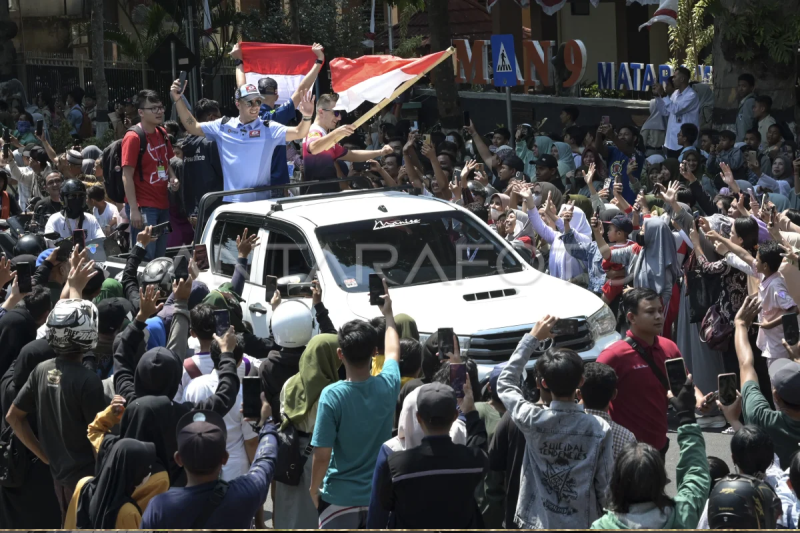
[468,318,594,363]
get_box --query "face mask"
[65,195,86,219]
[490,207,502,221]
[533,194,542,206]
[635,232,646,247]
[16,121,31,134]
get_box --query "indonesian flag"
[240,43,318,106]
[639,0,677,30]
[330,50,449,112]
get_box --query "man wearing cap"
[371,382,489,528]
[735,295,800,468]
[232,42,325,197]
[535,153,565,192]
[141,401,278,529]
[61,149,84,180]
[171,77,315,203]
[494,153,526,191]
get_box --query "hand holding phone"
[368,273,384,306]
[15,262,32,293]
[72,229,86,251]
[178,71,188,91]
[463,111,470,128]
[264,275,278,301]
[35,120,43,137]
[241,377,262,419]
[718,373,738,406]
[193,243,209,271]
[214,309,231,337]
[438,328,454,360]
[450,363,467,398]
[665,357,688,397]
[173,255,189,282]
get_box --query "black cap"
[768,358,800,405]
[536,154,558,169]
[605,214,633,234]
[29,146,48,164]
[97,297,132,334]
[176,410,228,472]
[501,154,524,173]
[416,383,457,422]
[257,77,278,96]
[21,143,36,157]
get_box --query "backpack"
[78,108,93,139]
[101,124,168,203]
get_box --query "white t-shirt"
[173,350,261,403]
[199,116,288,203]
[93,202,119,230]
[184,369,258,481]
[45,211,105,241]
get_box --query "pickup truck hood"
[341,269,605,335]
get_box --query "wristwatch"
[530,336,553,354]
[315,59,324,65]
[234,59,243,66]
[302,117,312,121]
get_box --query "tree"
[425,0,460,128]
[90,0,109,138]
[712,0,800,129]
[104,3,177,60]
[667,0,713,80]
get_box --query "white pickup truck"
[184,187,620,379]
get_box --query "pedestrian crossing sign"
[491,34,518,87]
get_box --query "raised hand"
[137,284,164,321]
[584,162,596,185]
[236,227,260,258]
[312,42,324,61]
[297,91,316,117]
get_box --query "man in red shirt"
[597,288,711,456]
[121,89,179,260]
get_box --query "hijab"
[565,194,594,220]
[544,204,592,281]
[633,217,678,295]
[93,278,123,304]
[81,159,96,175]
[100,395,182,485]
[389,386,466,451]
[642,98,667,132]
[646,154,666,166]
[562,203,593,237]
[554,141,576,177]
[75,439,160,529]
[281,334,341,430]
[507,210,537,242]
[537,182,563,211]
[134,347,182,399]
[395,314,419,341]
[489,193,510,222]
[82,145,102,161]
[533,136,555,163]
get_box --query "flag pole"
[313,46,456,153]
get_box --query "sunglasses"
[242,99,263,108]
[141,106,166,113]
[320,108,341,118]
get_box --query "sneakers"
[697,415,727,429]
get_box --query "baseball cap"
[36,248,54,267]
[768,358,800,405]
[21,143,36,157]
[535,154,558,169]
[235,84,261,102]
[501,154,524,173]
[66,149,83,166]
[29,146,48,164]
[416,382,457,423]
[257,77,278,96]
[482,362,508,397]
[97,297,132,334]
[605,214,633,234]
[176,410,228,472]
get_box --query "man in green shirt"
[735,294,800,468]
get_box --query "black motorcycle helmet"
[707,474,781,529]
[141,258,174,297]
[466,180,487,204]
[61,178,87,219]
[13,233,46,257]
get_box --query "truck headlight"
[588,305,616,339]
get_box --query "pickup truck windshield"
[315,211,524,292]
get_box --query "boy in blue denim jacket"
[497,316,614,529]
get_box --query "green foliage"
[667,0,714,80]
[81,128,117,151]
[105,3,178,60]
[237,0,366,62]
[49,121,76,154]
[720,0,800,66]
[393,3,423,58]
[580,82,625,99]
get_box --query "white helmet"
[46,299,99,353]
[271,300,314,348]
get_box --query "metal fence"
[19,52,237,113]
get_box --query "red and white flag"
[330,50,449,112]
[240,42,318,106]
[639,0,677,30]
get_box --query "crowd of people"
[1,47,800,529]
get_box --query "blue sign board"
[491,34,517,87]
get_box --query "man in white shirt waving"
[654,67,700,158]
[171,79,316,202]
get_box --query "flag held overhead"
[240,42,318,105]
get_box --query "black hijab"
[99,395,184,485]
[75,438,158,529]
[0,339,54,428]
[134,347,182,399]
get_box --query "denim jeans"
[126,204,169,260]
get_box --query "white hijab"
[385,386,466,452]
[549,205,592,281]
